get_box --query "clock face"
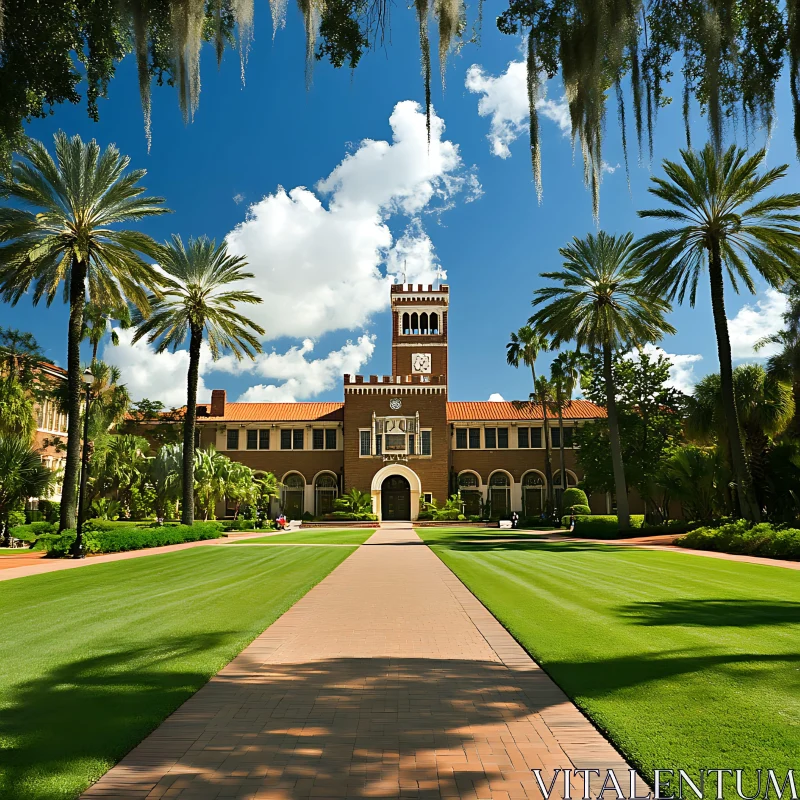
[389,398,402,410]
[412,352,432,374]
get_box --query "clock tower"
[390,283,449,391]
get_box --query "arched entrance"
[381,475,411,520]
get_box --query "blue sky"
[2,7,795,405]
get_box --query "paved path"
[82,524,640,800]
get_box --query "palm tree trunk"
[708,243,760,523]
[542,394,553,513]
[603,343,630,531]
[181,324,202,526]
[557,402,566,509]
[59,260,86,532]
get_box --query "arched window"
[458,472,481,516]
[314,473,338,516]
[410,312,419,333]
[522,471,545,519]
[282,473,305,519]
[420,312,429,334]
[402,312,410,334]
[458,472,479,488]
[430,312,439,334]
[552,470,578,512]
[488,472,511,518]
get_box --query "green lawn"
[419,528,800,789]
[0,545,354,799]
[233,529,375,545]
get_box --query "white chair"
[499,520,513,529]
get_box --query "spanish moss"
[526,34,542,204]
[434,0,464,88]
[414,0,432,141]
[232,0,254,82]
[269,0,288,37]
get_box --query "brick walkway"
[82,524,640,800]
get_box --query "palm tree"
[689,364,794,514]
[145,443,183,521]
[634,144,800,522]
[132,236,264,525]
[0,436,55,545]
[532,375,556,513]
[530,231,675,531]
[82,301,132,362]
[550,351,582,505]
[758,284,800,438]
[0,133,168,531]
[506,325,551,392]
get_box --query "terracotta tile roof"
[446,400,606,421]
[199,402,344,422]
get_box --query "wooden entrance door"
[381,475,411,520]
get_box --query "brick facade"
[192,283,612,521]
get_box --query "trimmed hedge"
[221,519,276,532]
[559,515,645,538]
[38,522,224,557]
[561,487,589,510]
[677,520,800,560]
[9,521,56,543]
[328,511,378,521]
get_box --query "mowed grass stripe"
[0,545,355,800]
[420,530,800,788]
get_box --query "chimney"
[210,389,226,417]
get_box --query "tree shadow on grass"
[540,648,800,702]
[423,535,630,553]
[618,598,800,628]
[0,633,231,799]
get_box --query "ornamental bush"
[39,522,224,557]
[561,487,589,510]
[8,520,56,544]
[677,521,800,560]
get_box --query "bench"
[285,519,303,531]
[498,520,513,529]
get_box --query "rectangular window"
[421,430,432,456]
[281,429,292,450]
[325,428,337,450]
[531,427,543,448]
[518,427,529,448]
[468,428,481,449]
[564,427,574,448]
[408,434,415,455]
[375,434,382,455]
[497,427,509,448]
[360,430,371,456]
[246,430,258,450]
[456,428,467,449]
[485,427,497,449]
[226,429,239,450]
[259,429,270,450]
[313,429,324,450]
[293,429,304,450]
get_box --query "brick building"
[196,284,608,521]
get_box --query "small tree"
[0,436,55,544]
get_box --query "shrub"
[329,511,378,521]
[222,519,276,532]
[9,520,56,544]
[561,487,589,510]
[569,504,592,516]
[567,515,645,538]
[7,508,26,529]
[38,500,60,524]
[677,520,800,560]
[417,510,433,521]
[82,520,149,533]
[40,522,224,557]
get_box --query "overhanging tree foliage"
[4,1,800,214]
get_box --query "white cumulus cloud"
[727,288,788,360]
[625,344,704,395]
[217,335,376,402]
[102,328,213,407]
[226,100,478,341]
[465,60,570,159]
[488,393,505,402]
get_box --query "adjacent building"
[195,283,608,521]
